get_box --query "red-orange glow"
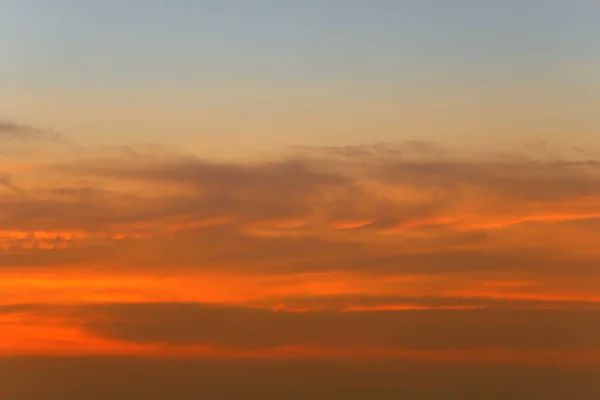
[331,219,377,230]
[2,267,599,307]
[2,145,600,367]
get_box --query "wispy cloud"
[0,120,67,143]
[0,173,18,191]
[1,120,600,363]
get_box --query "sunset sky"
[2,1,600,399]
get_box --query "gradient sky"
[3,0,600,157]
[2,2,600,399]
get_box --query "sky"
[2,1,600,399]
[3,0,600,156]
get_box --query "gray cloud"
[379,159,600,202]
[73,303,600,351]
[0,143,598,283]
[0,173,19,191]
[249,294,600,311]
[5,302,600,351]
[0,120,66,142]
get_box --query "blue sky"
[2,1,600,155]
[4,1,599,89]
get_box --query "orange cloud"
[1,134,600,364]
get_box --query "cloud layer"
[1,123,599,363]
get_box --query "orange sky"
[1,125,600,366]
[5,3,600,398]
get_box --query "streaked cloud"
[1,121,599,366]
[0,120,66,143]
